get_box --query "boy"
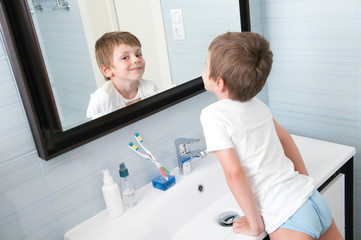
[86,31,158,119]
[200,32,342,239]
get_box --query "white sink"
[64,154,266,240]
[171,191,266,240]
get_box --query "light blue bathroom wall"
[29,0,96,130]
[261,0,361,238]
[0,34,62,239]
[250,0,265,36]
[249,0,269,105]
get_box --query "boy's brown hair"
[95,31,141,80]
[208,32,273,102]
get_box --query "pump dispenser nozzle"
[103,169,114,185]
[119,163,129,177]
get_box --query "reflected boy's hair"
[208,32,273,102]
[95,31,141,80]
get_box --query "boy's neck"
[111,78,140,100]
[215,90,230,101]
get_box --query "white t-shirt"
[200,97,314,233]
[86,79,158,119]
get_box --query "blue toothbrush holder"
[152,174,176,191]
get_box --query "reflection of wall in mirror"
[78,0,174,92]
[161,0,242,85]
[77,0,120,88]
[28,0,96,130]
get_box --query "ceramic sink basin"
[64,154,266,240]
[170,191,266,240]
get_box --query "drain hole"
[218,211,240,227]
[197,184,204,193]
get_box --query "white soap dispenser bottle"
[102,169,124,217]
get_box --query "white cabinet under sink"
[320,173,345,238]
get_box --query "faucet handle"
[175,138,200,155]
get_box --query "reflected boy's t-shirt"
[86,79,158,120]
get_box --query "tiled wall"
[260,0,361,238]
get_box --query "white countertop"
[291,135,355,189]
[64,135,355,240]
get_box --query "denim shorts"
[280,189,333,239]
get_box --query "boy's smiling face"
[106,44,145,82]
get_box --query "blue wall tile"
[0,153,60,240]
[263,0,361,236]
[0,38,35,163]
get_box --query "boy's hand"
[233,216,264,236]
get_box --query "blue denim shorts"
[280,190,333,239]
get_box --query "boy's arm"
[273,119,309,176]
[215,148,264,236]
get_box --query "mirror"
[27,0,247,129]
[0,0,250,160]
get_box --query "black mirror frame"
[0,0,250,160]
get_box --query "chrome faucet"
[175,138,207,175]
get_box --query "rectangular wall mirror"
[0,0,250,160]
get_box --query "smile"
[130,67,143,71]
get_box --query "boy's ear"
[216,78,227,92]
[100,65,113,78]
